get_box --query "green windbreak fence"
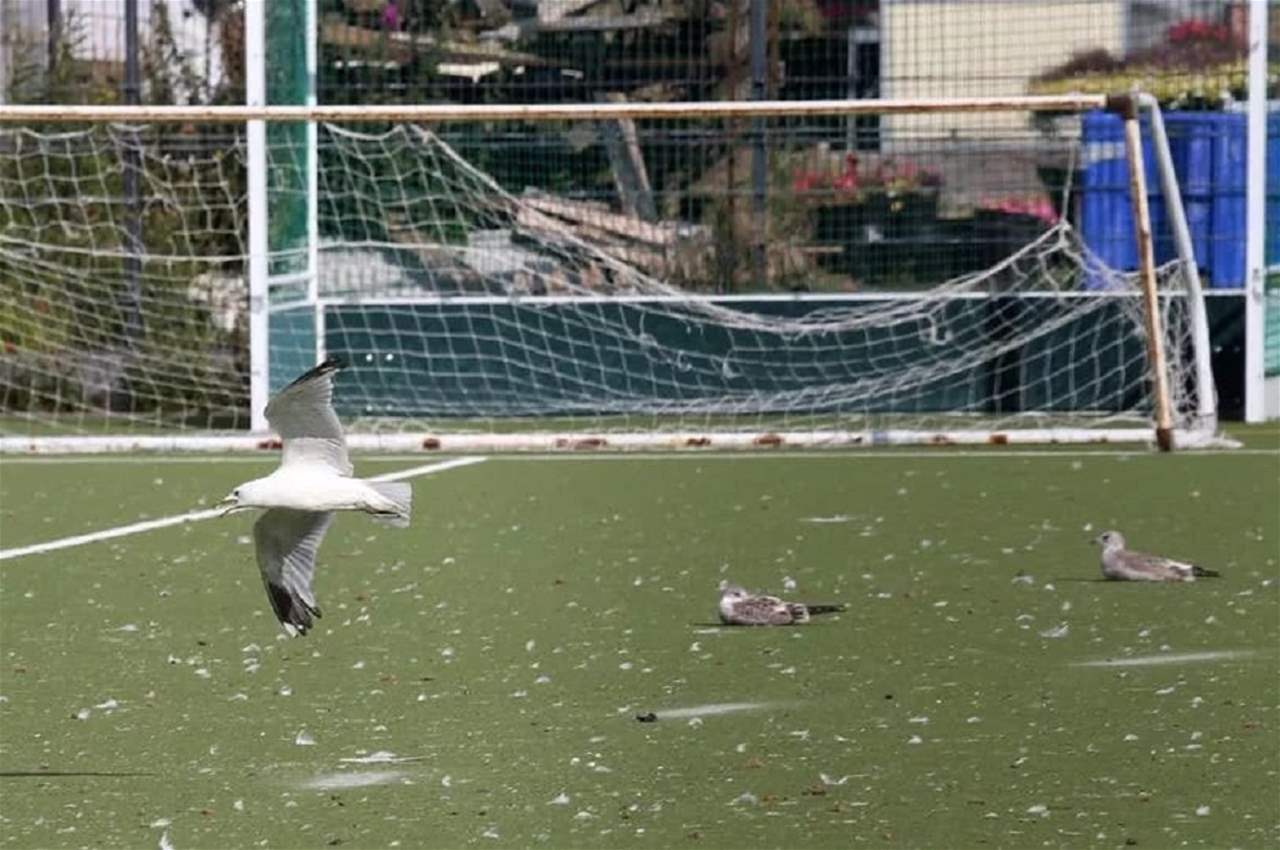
[265,297,1160,422]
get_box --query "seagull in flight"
[717,584,846,626]
[1095,530,1219,582]
[217,358,412,635]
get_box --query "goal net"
[0,99,1221,450]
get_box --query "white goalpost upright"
[1243,0,1269,422]
[244,0,269,434]
[0,94,1229,453]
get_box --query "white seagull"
[718,584,846,626]
[1095,530,1219,583]
[217,358,412,635]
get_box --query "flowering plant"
[976,196,1058,226]
[791,154,942,206]
[1030,17,1273,109]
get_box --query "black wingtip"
[1191,565,1221,578]
[266,582,321,636]
[283,357,346,392]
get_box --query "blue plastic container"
[1080,110,1280,289]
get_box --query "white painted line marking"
[0,456,487,562]
[656,701,782,719]
[298,770,408,790]
[1071,650,1259,668]
[366,456,488,483]
[0,508,224,562]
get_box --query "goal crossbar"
[0,95,1109,124]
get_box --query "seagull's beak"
[216,496,240,517]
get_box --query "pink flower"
[792,171,821,193]
[831,154,860,193]
[980,196,1059,225]
[1167,19,1230,45]
[382,1,400,32]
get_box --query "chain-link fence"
[5,2,1270,290]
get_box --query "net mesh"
[0,118,1208,440]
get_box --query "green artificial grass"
[0,450,1276,848]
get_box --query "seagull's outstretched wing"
[253,508,335,635]
[265,357,352,475]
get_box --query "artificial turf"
[0,448,1277,848]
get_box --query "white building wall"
[880,0,1127,143]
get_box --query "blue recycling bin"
[1080,110,1279,289]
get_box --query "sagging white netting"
[0,121,1211,444]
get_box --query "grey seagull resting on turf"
[1095,530,1219,583]
[717,584,846,626]
[216,358,412,635]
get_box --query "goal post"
[1108,91,1175,452]
[0,94,1229,452]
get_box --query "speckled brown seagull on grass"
[216,358,412,635]
[1095,531,1219,583]
[717,584,847,626]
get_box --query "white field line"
[655,701,783,719]
[0,456,487,562]
[298,771,409,791]
[364,456,487,482]
[1071,650,1260,668]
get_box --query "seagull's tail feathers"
[802,602,848,616]
[1190,564,1220,579]
[366,480,412,528]
[786,603,811,624]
